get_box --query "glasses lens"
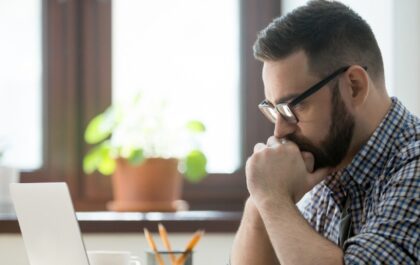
[276,104,298,123]
[259,105,277,123]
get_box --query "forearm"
[259,198,343,265]
[231,199,280,265]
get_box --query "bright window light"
[0,1,42,170]
[112,0,240,173]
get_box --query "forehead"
[262,50,317,104]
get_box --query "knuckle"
[246,156,256,169]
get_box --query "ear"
[342,65,369,108]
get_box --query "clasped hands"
[246,136,332,208]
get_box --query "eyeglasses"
[258,65,367,124]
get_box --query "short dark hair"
[253,0,384,82]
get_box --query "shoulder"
[378,112,420,199]
[344,116,420,263]
[385,110,420,174]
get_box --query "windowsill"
[0,211,242,233]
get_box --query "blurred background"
[0,1,419,264]
[1,0,419,212]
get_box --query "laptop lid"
[10,183,90,265]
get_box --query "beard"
[288,84,355,170]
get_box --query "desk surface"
[0,211,242,233]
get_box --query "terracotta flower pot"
[107,158,186,212]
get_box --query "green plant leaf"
[85,107,118,144]
[184,150,207,182]
[97,154,116,175]
[83,147,101,174]
[128,149,144,165]
[84,144,110,174]
[186,120,206,133]
[83,141,115,176]
[85,114,109,144]
[97,143,115,175]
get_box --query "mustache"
[286,134,317,152]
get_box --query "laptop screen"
[10,183,90,265]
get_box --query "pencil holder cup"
[146,250,193,265]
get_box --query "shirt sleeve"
[343,159,420,264]
[297,186,319,225]
[297,182,335,235]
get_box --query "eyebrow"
[274,93,301,105]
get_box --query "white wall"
[393,0,420,116]
[281,0,420,116]
[0,233,235,265]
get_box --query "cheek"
[297,86,332,120]
[298,121,330,146]
[314,90,333,136]
[297,101,332,145]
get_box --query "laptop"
[10,182,90,265]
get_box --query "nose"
[273,114,297,139]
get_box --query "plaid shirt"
[299,97,420,264]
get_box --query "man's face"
[262,51,355,170]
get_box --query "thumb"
[253,143,266,153]
[307,167,331,189]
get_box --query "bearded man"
[231,1,419,264]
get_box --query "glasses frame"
[259,65,368,123]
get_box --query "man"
[231,1,419,264]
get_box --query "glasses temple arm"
[289,66,350,107]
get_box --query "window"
[112,0,240,173]
[0,0,42,170]
[17,0,279,211]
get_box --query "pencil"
[175,230,204,265]
[158,223,177,265]
[144,228,165,265]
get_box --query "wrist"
[257,195,295,217]
[243,197,265,229]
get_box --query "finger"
[253,143,266,153]
[307,167,332,188]
[266,136,281,147]
[301,151,314,172]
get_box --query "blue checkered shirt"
[299,97,420,264]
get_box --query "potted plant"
[83,94,207,212]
